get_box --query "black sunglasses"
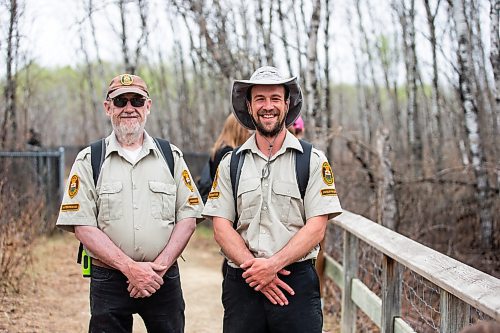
[111,96,147,108]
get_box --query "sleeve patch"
[208,191,220,199]
[68,174,79,198]
[320,189,337,196]
[188,197,200,205]
[61,203,80,212]
[321,162,334,186]
[182,170,194,192]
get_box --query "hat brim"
[108,87,149,99]
[231,77,302,130]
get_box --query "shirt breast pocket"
[149,181,176,221]
[99,182,123,221]
[237,178,261,222]
[272,181,301,226]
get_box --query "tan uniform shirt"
[56,132,203,262]
[202,131,342,267]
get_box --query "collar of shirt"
[106,131,160,161]
[236,130,304,161]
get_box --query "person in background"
[209,113,252,180]
[203,66,342,333]
[290,115,305,139]
[56,73,203,333]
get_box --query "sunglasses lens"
[131,98,146,107]
[112,97,146,108]
[113,97,127,107]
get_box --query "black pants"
[89,263,185,333]
[222,260,322,333]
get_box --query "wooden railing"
[323,210,500,333]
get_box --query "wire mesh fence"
[0,149,65,230]
[321,220,499,333]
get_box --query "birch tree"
[451,0,493,249]
[305,0,322,143]
[424,0,445,172]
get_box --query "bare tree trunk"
[347,4,370,144]
[118,0,132,73]
[292,0,305,81]
[277,0,293,76]
[256,0,273,64]
[424,0,445,172]
[376,128,398,230]
[451,0,493,249]
[399,0,423,177]
[132,0,149,72]
[356,0,383,132]
[1,0,20,149]
[489,0,500,185]
[305,0,322,143]
[324,0,334,161]
[79,32,101,140]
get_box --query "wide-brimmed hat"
[106,73,149,99]
[231,66,303,130]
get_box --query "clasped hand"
[125,261,168,298]
[240,258,295,306]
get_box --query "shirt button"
[263,206,267,211]
[135,225,140,230]
[264,183,268,187]
[133,205,138,209]
[261,229,266,234]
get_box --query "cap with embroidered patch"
[106,74,149,99]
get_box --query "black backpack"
[76,137,175,267]
[197,161,212,204]
[228,139,312,229]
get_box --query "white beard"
[112,120,145,146]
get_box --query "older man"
[203,66,342,333]
[56,73,203,333]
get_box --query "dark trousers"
[89,263,185,333]
[222,260,322,333]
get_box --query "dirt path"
[0,227,223,333]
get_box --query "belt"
[283,259,316,271]
[227,259,315,273]
[91,258,115,270]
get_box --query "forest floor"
[0,225,338,333]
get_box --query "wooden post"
[440,290,470,333]
[341,231,358,333]
[381,255,401,333]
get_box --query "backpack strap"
[153,138,175,177]
[296,139,312,200]
[90,139,106,187]
[77,138,105,264]
[229,146,244,229]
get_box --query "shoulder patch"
[182,170,194,192]
[68,175,80,198]
[212,168,219,190]
[321,162,334,186]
